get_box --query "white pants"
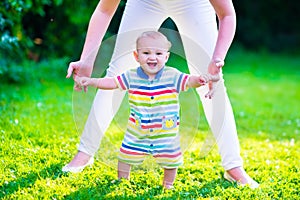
[78,0,243,170]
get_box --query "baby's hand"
[74,76,95,88]
[198,76,207,85]
[200,74,220,84]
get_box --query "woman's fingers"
[66,62,77,78]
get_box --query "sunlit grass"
[0,50,299,199]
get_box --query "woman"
[63,0,259,188]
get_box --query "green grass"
[0,49,299,199]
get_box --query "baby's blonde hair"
[136,31,172,50]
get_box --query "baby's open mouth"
[147,62,157,68]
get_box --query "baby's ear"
[133,51,139,62]
[165,51,170,60]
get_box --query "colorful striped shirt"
[115,66,190,167]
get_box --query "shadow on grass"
[0,163,64,198]
[63,177,236,199]
[186,178,236,198]
[64,178,164,200]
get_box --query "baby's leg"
[118,161,131,179]
[163,168,177,189]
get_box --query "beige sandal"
[224,171,259,189]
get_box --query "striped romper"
[115,66,190,169]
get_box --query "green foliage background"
[1,0,300,83]
[234,0,300,52]
[1,0,101,82]
[0,0,300,83]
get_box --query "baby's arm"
[187,74,220,88]
[75,76,118,90]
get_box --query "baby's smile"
[147,62,157,68]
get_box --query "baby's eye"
[142,52,149,55]
[156,52,163,55]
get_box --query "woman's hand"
[208,58,224,75]
[206,59,224,99]
[66,60,93,92]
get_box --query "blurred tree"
[0,0,127,83]
[234,0,300,52]
[0,0,63,83]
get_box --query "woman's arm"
[67,0,121,79]
[208,0,236,74]
[80,0,121,66]
[210,0,236,61]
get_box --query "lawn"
[0,48,299,199]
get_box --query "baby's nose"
[148,53,156,59]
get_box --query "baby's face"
[134,37,170,79]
